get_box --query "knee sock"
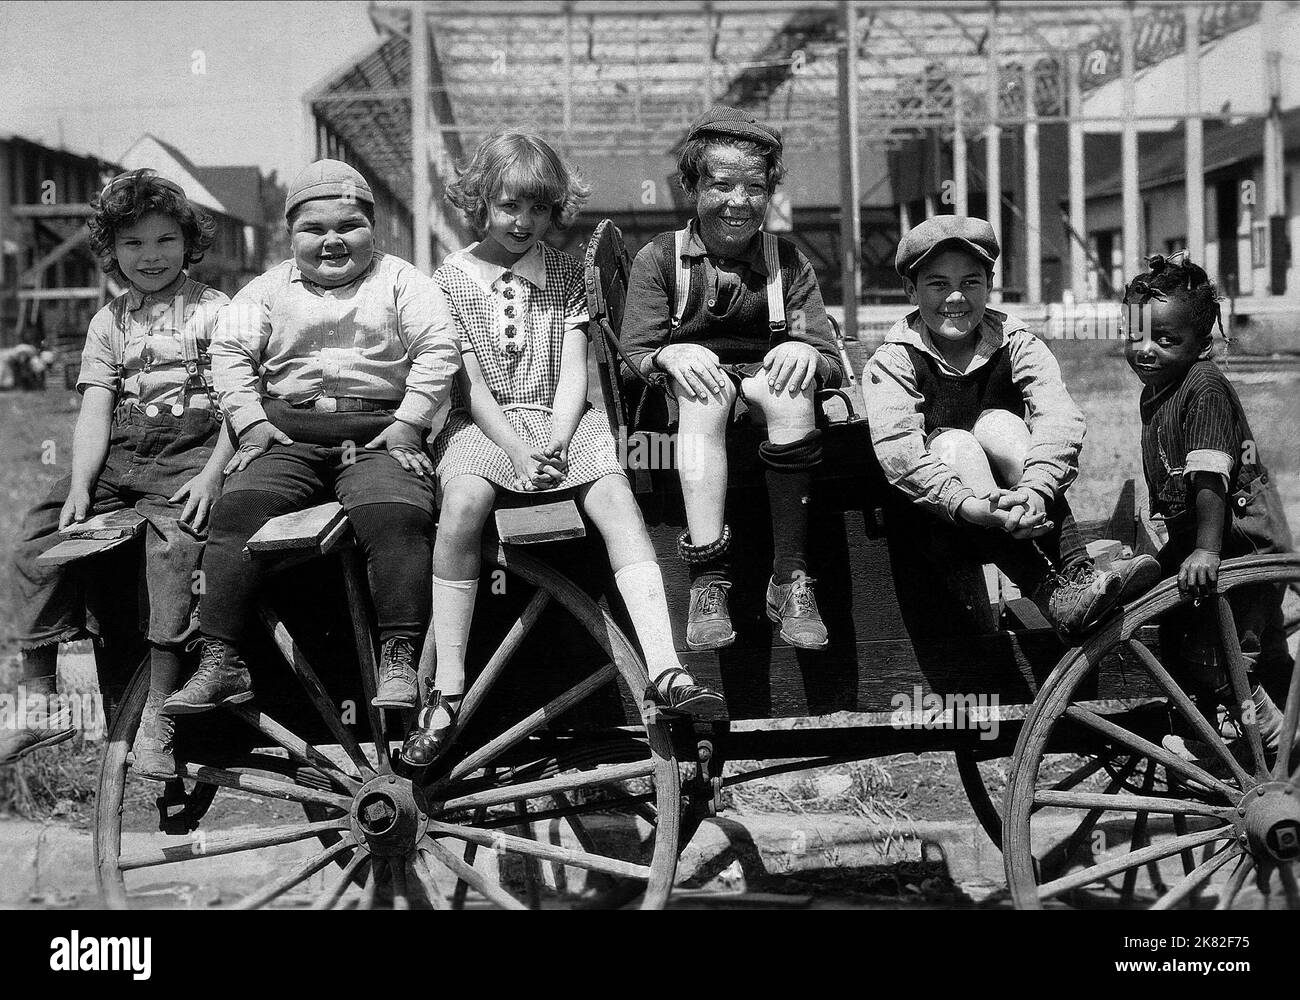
[760,430,822,582]
[432,575,478,697]
[348,503,434,645]
[149,644,182,700]
[681,531,732,588]
[614,560,683,685]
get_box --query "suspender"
[669,227,786,335]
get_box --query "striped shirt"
[865,308,1086,522]
[77,274,228,411]
[211,252,461,436]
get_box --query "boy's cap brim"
[687,105,783,151]
[896,216,1000,277]
[285,159,375,217]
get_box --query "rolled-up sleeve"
[786,255,843,388]
[865,343,976,522]
[76,307,121,397]
[211,278,274,436]
[391,267,462,429]
[620,244,673,378]
[1009,332,1086,505]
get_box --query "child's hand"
[1179,548,1220,595]
[532,440,569,482]
[993,489,1052,539]
[365,420,435,479]
[763,342,822,394]
[655,344,728,401]
[225,421,293,475]
[170,469,223,532]
[509,448,558,492]
[58,487,93,530]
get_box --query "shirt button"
[502,272,514,282]
[503,288,516,299]
[504,306,515,318]
[505,325,517,337]
[708,298,717,307]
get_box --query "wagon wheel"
[95,542,681,910]
[1005,554,1300,910]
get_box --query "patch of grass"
[0,738,101,825]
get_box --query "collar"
[445,242,548,292]
[288,251,380,290]
[679,220,768,275]
[1138,360,1208,422]
[884,307,1021,372]
[126,272,188,311]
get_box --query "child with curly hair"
[402,130,725,767]
[5,169,235,775]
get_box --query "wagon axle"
[350,775,430,858]
[1238,782,1300,865]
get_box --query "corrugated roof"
[195,166,263,227]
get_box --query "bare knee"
[673,379,735,432]
[437,478,495,538]
[972,409,1030,485]
[742,375,815,436]
[929,429,996,495]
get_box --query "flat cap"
[284,159,374,217]
[896,215,1000,278]
[687,105,783,151]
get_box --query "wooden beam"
[952,75,968,216]
[984,6,1001,302]
[11,203,93,219]
[837,0,862,341]
[1067,48,1087,299]
[19,227,89,284]
[1023,61,1041,304]
[1120,2,1141,279]
[18,287,102,301]
[410,0,433,274]
[1184,4,1204,262]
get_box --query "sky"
[0,0,380,180]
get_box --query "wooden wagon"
[65,220,1300,910]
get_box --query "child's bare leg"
[673,380,736,545]
[579,475,722,705]
[971,409,1030,487]
[929,428,999,497]
[430,475,496,699]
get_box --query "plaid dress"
[432,242,623,492]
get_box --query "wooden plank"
[37,534,139,566]
[58,508,146,540]
[17,287,103,301]
[494,498,586,545]
[10,203,93,218]
[246,502,347,554]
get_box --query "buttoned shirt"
[77,274,228,412]
[865,308,1087,522]
[211,251,461,436]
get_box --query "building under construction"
[304,0,1297,340]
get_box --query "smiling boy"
[866,216,1158,640]
[620,106,843,652]
[164,159,461,715]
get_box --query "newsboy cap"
[687,105,783,152]
[895,215,1000,278]
[284,159,374,217]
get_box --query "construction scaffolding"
[304,0,1286,338]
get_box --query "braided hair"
[1121,251,1225,344]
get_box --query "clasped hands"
[958,488,1054,540]
[510,440,569,492]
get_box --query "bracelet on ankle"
[677,524,732,564]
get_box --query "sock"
[149,644,182,700]
[614,561,684,687]
[432,575,478,698]
[1247,683,1286,753]
[760,430,822,581]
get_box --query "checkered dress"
[431,243,623,492]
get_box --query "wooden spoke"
[1038,825,1231,902]
[1278,863,1300,909]
[119,818,350,871]
[358,857,383,910]
[426,819,652,881]
[340,549,389,774]
[477,791,656,830]
[1274,646,1300,781]
[1216,598,1269,779]
[233,838,354,910]
[1150,844,1241,911]
[1169,774,1197,876]
[550,794,599,855]
[409,849,449,910]
[444,663,620,784]
[419,837,528,911]
[457,589,551,734]
[1216,855,1256,910]
[390,856,412,911]
[441,758,656,813]
[1123,638,1253,789]
[514,801,542,910]
[259,603,375,778]
[1120,764,1158,905]
[311,850,369,911]
[1031,789,1233,819]
[179,762,353,811]
[1063,705,1239,801]
[226,704,362,793]
[1036,755,1139,884]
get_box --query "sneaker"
[1034,563,1122,641]
[373,637,418,709]
[131,693,177,780]
[686,579,736,651]
[1111,554,1163,604]
[162,639,253,715]
[765,575,829,651]
[0,713,76,767]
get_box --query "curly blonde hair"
[445,131,590,233]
